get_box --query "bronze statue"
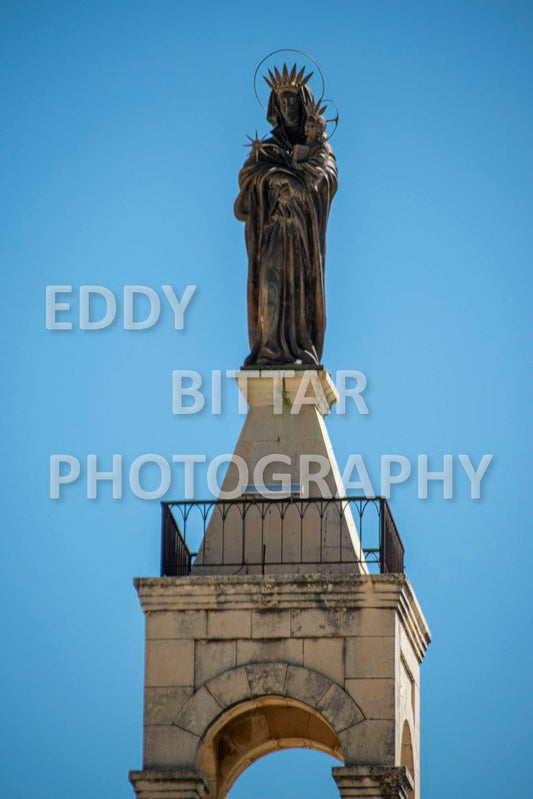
[235,62,338,367]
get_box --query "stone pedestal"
[332,766,414,799]
[130,367,431,799]
[193,369,367,576]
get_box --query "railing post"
[160,502,167,577]
[379,498,386,573]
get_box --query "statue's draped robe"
[235,127,337,366]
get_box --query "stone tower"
[129,369,431,799]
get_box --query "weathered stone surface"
[332,765,413,799]
[222,706,270,750]
[303,637,344,684]
[132,573,431,799]
[134,575,431,665]
[398,657,416,722]
[398,626,420,685]
[143,725,200,768]
[197,693,343,799]
[345,636,395,679]
[345,679,395,721]
[236,637,303,666]
[263,705,316,741]
[252,609,291,638]
[146,611,207,640]
[317,683,364,732]
[344,608,395,638]
[245,661,288,696]
[130,768,210,799]
[145,640,194,687]
[290,607,341,637]
[194,640,237,687]
[339,720,396,765]
[284,663,332,706]
[207,610,251,639]
[173,686,222,737]
[204,667,251,708]
[144,687,194,725]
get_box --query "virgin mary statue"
[235,63,338,367]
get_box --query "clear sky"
[1,1,531,797]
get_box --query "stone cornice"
[236,367,339,411]
[129,769,209,799]
[332,765,414,799]
[134,573,431,661]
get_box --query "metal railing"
[161,496,404,576]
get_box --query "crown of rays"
[263,62,313,92]
[307,97,328,117]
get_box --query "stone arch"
[172,662,365,799]
[200,695,342,798]
[400,720,415,799]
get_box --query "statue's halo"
[253,49,325,111]
[321,98,340,139]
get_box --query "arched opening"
[228,749,341,798]
[400,720,414,799]
[199,696,344,799]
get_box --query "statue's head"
[277,88,302,128]
[304,115,326,143]
[264,63,315,130]
[304,97,329,143]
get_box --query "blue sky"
[1,1,532,797]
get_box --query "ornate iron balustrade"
[161,496,404,576]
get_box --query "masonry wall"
[135,573,430,798]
